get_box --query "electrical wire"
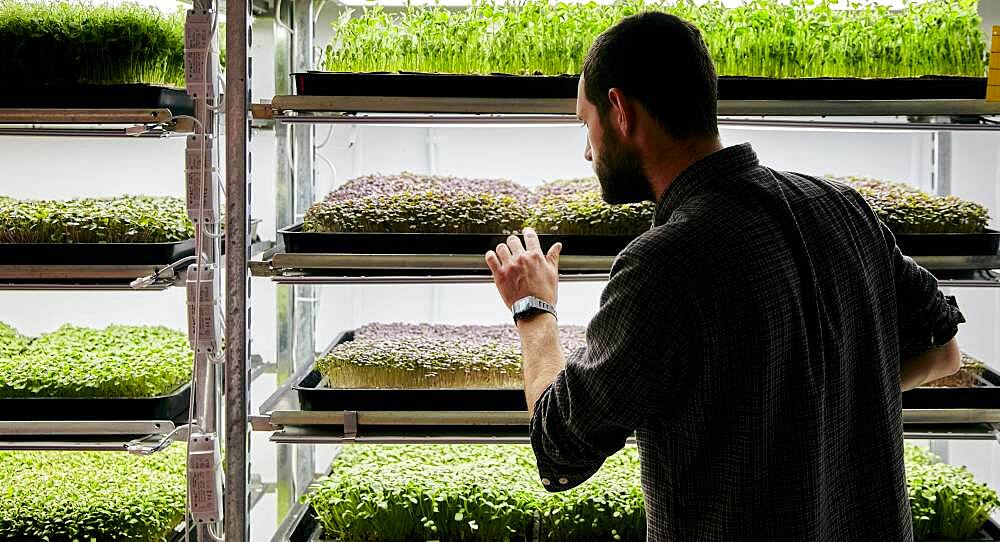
[315,125,334,149]
[316,151,338,195]
[274,0,293,33]
[205,523,225,541]
[129,255,198,289]
[313,0,329,25]
[124,423,193,455]
[170,113,208,542]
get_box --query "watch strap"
[512,296,557,322]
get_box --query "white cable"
[316,151,338,195]
[205,522,225,541]
[274,0,293,32]
[315,125,334,149]
[124,423,194,455]
[130,255,198,289]
[313,0,329,25]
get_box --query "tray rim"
[282,223,1000,239]
[1,238,196,248]
[0,380,191,402]
[279,222,638,238]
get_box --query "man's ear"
[607,87,633,137]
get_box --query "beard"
[594,127,653,205]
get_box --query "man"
[485,11,965,541]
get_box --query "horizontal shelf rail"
[253,253,1000,285]
[0,126,185,138]
[0,264,179,291]
[257,407,1000,430]
[270,95,1000,121]
[268,425,999,445]
[0,420,176,451]
[0,108,173,124]
[0,109,196,137]
[266,274,609,284]
[273,112,1000,132]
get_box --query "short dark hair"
[582,11,719,139]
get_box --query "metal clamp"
[343,410,358,441]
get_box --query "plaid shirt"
[530,143,965,541]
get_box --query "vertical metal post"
[225,0,250,536]
[273,0,298,521]
[931,130,953,197]
[290,0,318,503]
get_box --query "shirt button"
[541,478,551,486]
[558,477,569,485]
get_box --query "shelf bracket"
[343,410,358,441]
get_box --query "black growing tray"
[295,331,528,412]
[280,223,633,257]
[903,366,1000,410]
[0,382,190,422]
[2,238,195,265]
[0,84,195,117]
[295,72,988,101]
[281,223,999,259]
[298,331,1000,413]
[895,230,1000,256]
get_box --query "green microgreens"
[0,195,194,244]
[316,323,585,389]
[306,443,997,541]
[304,445,643,542]
[0,322,30,359]
[833,177,991,234]
[0,324,192,398]
[323,0,987,79]
[0,0,186,86]
[0,446,187,541]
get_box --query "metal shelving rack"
[0,2,228,541]
[222,4,1000,541]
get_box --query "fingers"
[485,250,501,275]
[547,242,562,268]
[523,227,541,253]
[495,243,512,265]
[506,234,525,257]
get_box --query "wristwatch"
[512,296,557,323]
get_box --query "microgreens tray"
[297,331,1000,414]
[294,72,989,102]
[0,84,194,116]
[281,222,999,260]
[295,330,529,412]
[280,223,633,257]
[3,238,196,265]
[905,365,1000,410]
[894,230,1000,257]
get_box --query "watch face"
[513,298,530,313]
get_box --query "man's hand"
[485,227,562,309]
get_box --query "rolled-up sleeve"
[880,222,965,358]
[530,245,692,491]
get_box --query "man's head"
[577,11,719,204]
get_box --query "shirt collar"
[653,143,760,226]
